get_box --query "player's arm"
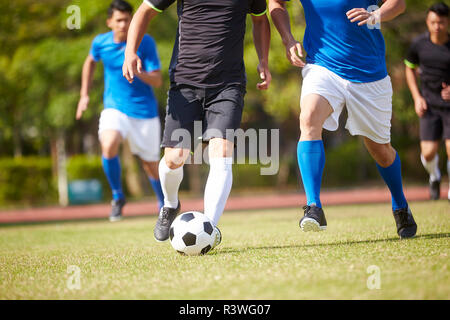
[136,70,163,88]
[405,64,428,117]
[251,14,271,90]
[269,0,305,68]
[347,0,406,26]
[76,55,97,120]
[123,2,159,83]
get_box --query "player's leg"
[298,93,333,208]
[201,84,246,248]
[363,138,416,238]
[126,116,165,210]
[419,106,443,200]
[420,140,441,200]
[153,147,190,242]
[345,76,416,238]
[100,129,124,201]
[297,94,332,232]
[98,109,128,221]
[141,160,164,210]
[202,85,246,228]
[154,84,203,241]
[296,64,345,232]
[203,138,234,226]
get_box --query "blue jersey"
[293,0,387,83]
[90,32,161,119]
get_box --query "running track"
[0,185,448,224]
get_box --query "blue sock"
[376,152,408,211]
[102,156,124,201]
[297,140,325,208]
[149,178,164,210]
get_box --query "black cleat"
[109,198,126,222]
[154,202,181,242]
[429,180,440,200]
[393,206,417,239]
[299,205,327,232]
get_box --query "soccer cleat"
[392,206,417,239]
[109,198,126,222]
[211,226,222,250]
[154,202,181,242]
[429,180,440,200]
[299,205,327,232]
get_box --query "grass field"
[0,201,448,300]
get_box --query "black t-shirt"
[144,0,267,88]
[405,32,450,108]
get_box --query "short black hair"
[428,2,449,17]
[108,0,133,18]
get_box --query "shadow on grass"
[211,233,450,255]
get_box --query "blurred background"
[0,0,444,208]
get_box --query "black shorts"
[161,83,246,149]
[420,105,450,141]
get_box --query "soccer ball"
[169,211,216,256]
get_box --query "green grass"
[0,201,449,300]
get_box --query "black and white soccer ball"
[169,211,216,256]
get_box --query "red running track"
[0,186,447,224]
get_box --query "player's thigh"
[161,85,204,151]
[420,106,443,143]
[203,84,246,145]
[346,76,393,145]
[128,116,161,163]
[299,94,334,130]
[98,109,127,157]
[300,64,345,135]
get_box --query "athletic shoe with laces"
[393,206,417,239]
[154,202,180,242]
[211,226,222,250]
[299,205,327,232]
[109,198,126,222]
[429,179,440,200]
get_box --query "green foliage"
[0,157,57,206]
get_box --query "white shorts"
[98,108,161,162]
[300,64,393,144]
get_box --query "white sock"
[204,157,233,226]
[159,157,184,209]
[421,154,441,182]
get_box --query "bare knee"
[163,148,190,169]
[364,138,396,168]
[100,131,121,158]
[421,141,439,162]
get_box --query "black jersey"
[405,32,450,108]
[144,0,267,88]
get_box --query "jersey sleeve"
[89,35,102,62]
[143,0,176,12]
[141,36,161,73]
[249,0,267,16]
[405,40,420,69]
